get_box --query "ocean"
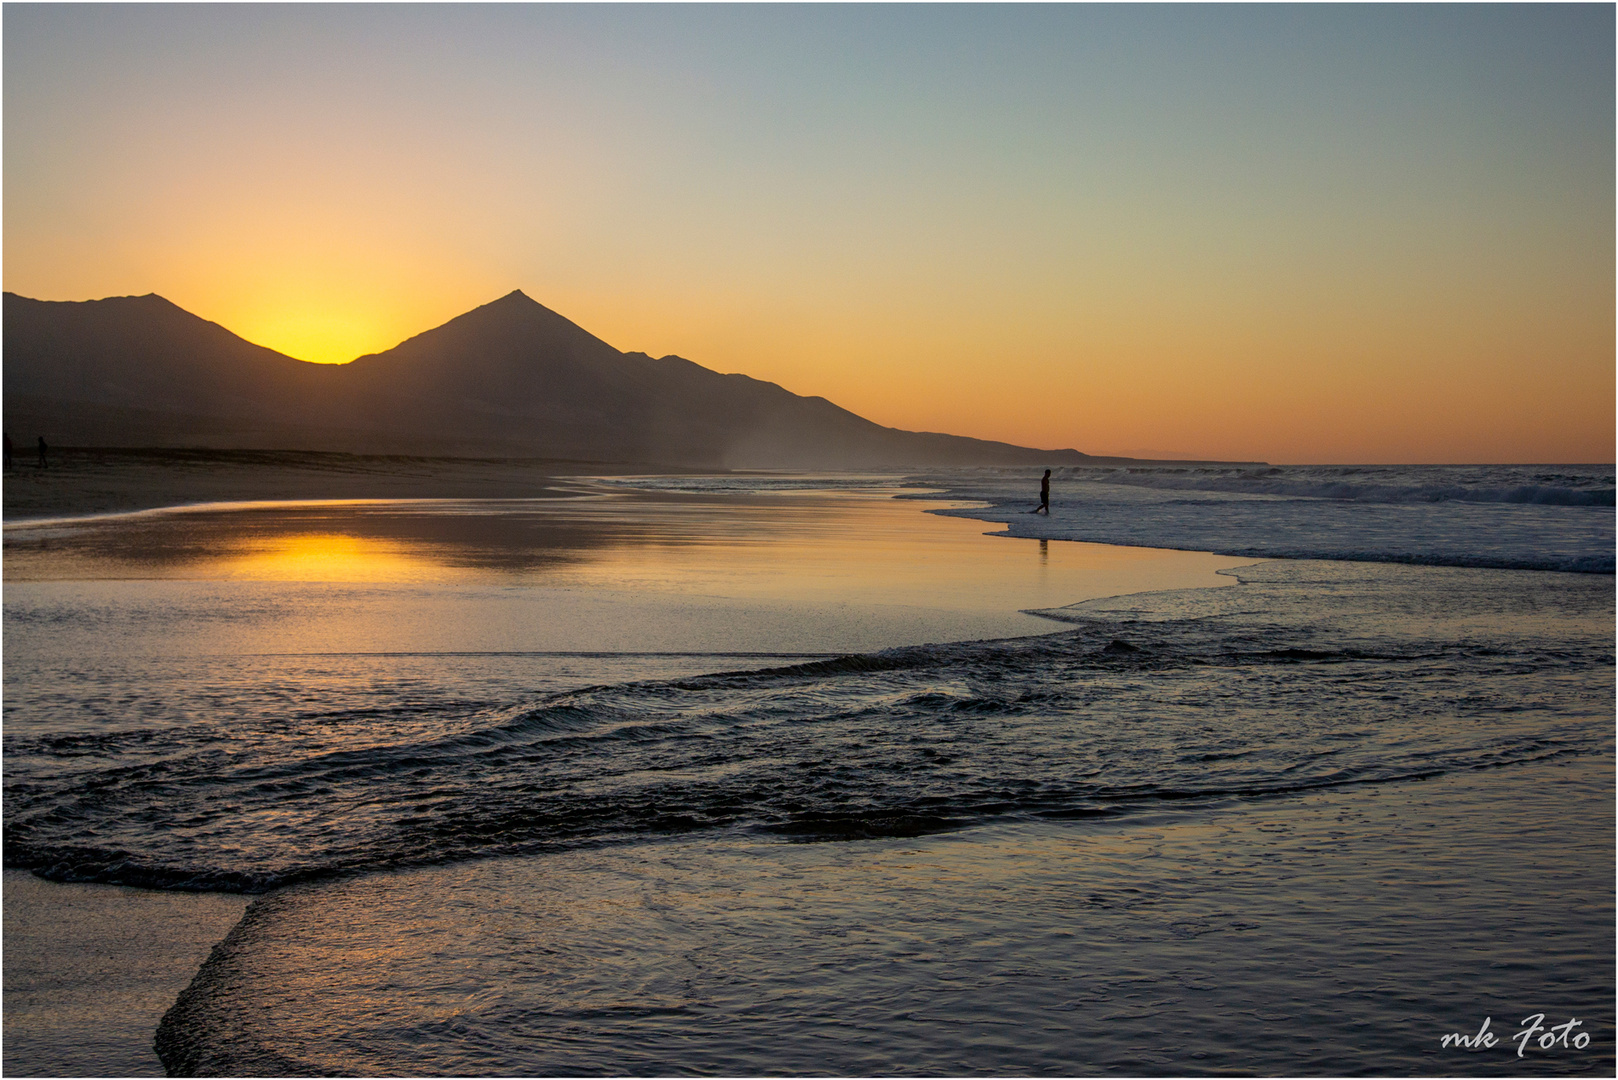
[3,464,1612,1075]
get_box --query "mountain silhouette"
[4,290,1106,468]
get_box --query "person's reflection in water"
[1039,538,1049,564]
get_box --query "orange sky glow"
[5,6,1612,464]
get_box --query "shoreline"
[1,870,250,1077]
[914,472,1617,575]
[14,744,1614,1077]
[4,487,1250,655]
[1,447,720,523]
[0,486,1256,1074]
[156,752,1615,1076]
[6,470,1608,1075]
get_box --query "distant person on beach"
[37,436,48,469]
[3,433,11,469]
[1035,469,1050,514]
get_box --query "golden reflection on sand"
[212,533,455,583]
[3,488,1253,642]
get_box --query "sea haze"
[3,468,1612,1075]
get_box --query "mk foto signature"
[1442,1015,1592,1056]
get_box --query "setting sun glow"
[5,5,1611,462]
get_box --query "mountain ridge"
[1,290,1214,468]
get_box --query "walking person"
[1035,469,1050,514]
[37,435,48,469]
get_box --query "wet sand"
[4,486,1257,1074]
[155,753,1614,1076]
[2,871,250,1076]
[1,448,615,522]
[4,488,1252,653]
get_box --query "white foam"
[911,465,1615,573]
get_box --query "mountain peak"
[4,288,1112,468]
[351,286,619,367]
[467,288,554,319]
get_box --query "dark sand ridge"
[0,447,630,521]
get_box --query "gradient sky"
[6,4,1612,463]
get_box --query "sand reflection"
[5,488,1246,609]
[219,533,442,582]
[4,486,1254,653]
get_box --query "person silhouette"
[37,436,48,469]
[3,433,11,469]
[1035,469,1050,514]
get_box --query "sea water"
[896,462,1615,573]
[3,467,1612,1075]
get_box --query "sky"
[5,4,1612,464]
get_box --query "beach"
[7,7,1610,1074]
[1,448,616,522]
[156,753,1611,1076]
[2,871,248,1076]
[4,465,1613,1075]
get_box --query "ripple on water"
[156,755,1613,1076]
